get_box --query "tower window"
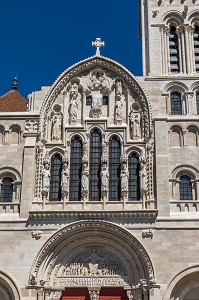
[128,153,140,201]
[102,96,109,105]
[49,154,62,201]
[89,129,102,201]
[109,136,121,201]
[69,136,83,201]
[169,26,180,73]
[0,177,13,202]
[179,175,193,200]
[194,26,199,73]
[171,92,182,115]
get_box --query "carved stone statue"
[121,165,129,191]
[42,161,50,192]
[139,163,147,194]
[116,80,123,96]
[115,100,123,123]
[129,108,142,139]
[69,94,78,121]
[51,113,62,142]
[61,162,69,192]
[101,166,109,191]
[81,166,89,191]
[91,91,102,118]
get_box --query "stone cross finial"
[92,38,105,56]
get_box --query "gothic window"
[196,92,199,114]
[102,96,109,105]
[179,175,193,200]
[69,136,83,201]
[109,136,121,201]
[89,129,102,201]
[169,26,180,73]
[194,26,199,72]
[49,154,62,201]
[171,92,182,115]
[0,177,13,202]
[128,153,140,201]
[86,96,92,106]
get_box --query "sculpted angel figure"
[42,161,50,192]
[139,163,147,194]
[121,165,129,191]
[61,162,69,192]
[81,166,89,191]
[129,109,142,139]
[115,100,123,121]
[69,94,78,120]
[101,166,109,191]
[52,114,62,141]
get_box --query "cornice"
[29,210,158,220]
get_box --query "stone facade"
[0,1,199,300]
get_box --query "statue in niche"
[61,161,69,193]
[42,161,50,192]
[115,100,123,123]
[69,81,79,121]
[81,165,89,192]
[121,164,129,191]
[51,113,62,142]
[101,166,109,191]
[129,106,142,140]
[69,94,78,120]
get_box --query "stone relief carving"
[91,90,103,118]
[115,100,123,124]
[31,231,43,240]
[129,104,143,140]
[25,119,38,133]
[51,105,63,142]
[142,229,153,239]
[81,142,89,200]
[139,149,148,202]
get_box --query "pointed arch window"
[0,177,13,202]
[49,154,62,201]
[69,136,83,201]
[194,26,199,72]
[89,129,102,201]
[109,136,121,201]
[179,175,193,200]
[128,153,140,201]
[171,92,182,115]
[169,26,180,73]
[196,92,199,114]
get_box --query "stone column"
[20,134,37,218]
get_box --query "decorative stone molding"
[29,210,158,220]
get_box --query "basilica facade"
[0,1,199,300]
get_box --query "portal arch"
[29,221,156,299]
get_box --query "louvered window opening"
[109,136,121,201]
[49,154,62,201]
[169,26,180,73]
[69,136,83,201]
[0,177,13,202]
[128,153,140,201]
[196,92,199,114]
[194,26,199,72]
[89,129,102,201]
[180,175,193,200]
[171,92,182,115]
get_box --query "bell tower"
[140,0,199,76]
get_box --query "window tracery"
[49,154,62,201]
[109,136,121,201]
[179,175,193,200]
[128,153,140,201]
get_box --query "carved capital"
[88,288,100,300]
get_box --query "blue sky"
[0,0,142,98]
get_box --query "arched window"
[194,26,199,72]
[180,175,193,200]
[128,153,140,201]
[0,177,13,202]
[109,136,121,201]
[171,92,182,115]
[169,26,180,73]
[49,154,62,201]
[196,92,199,114]
[69,136,83,201]
[89,129,102,201]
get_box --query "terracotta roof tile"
[0,90,28,112]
